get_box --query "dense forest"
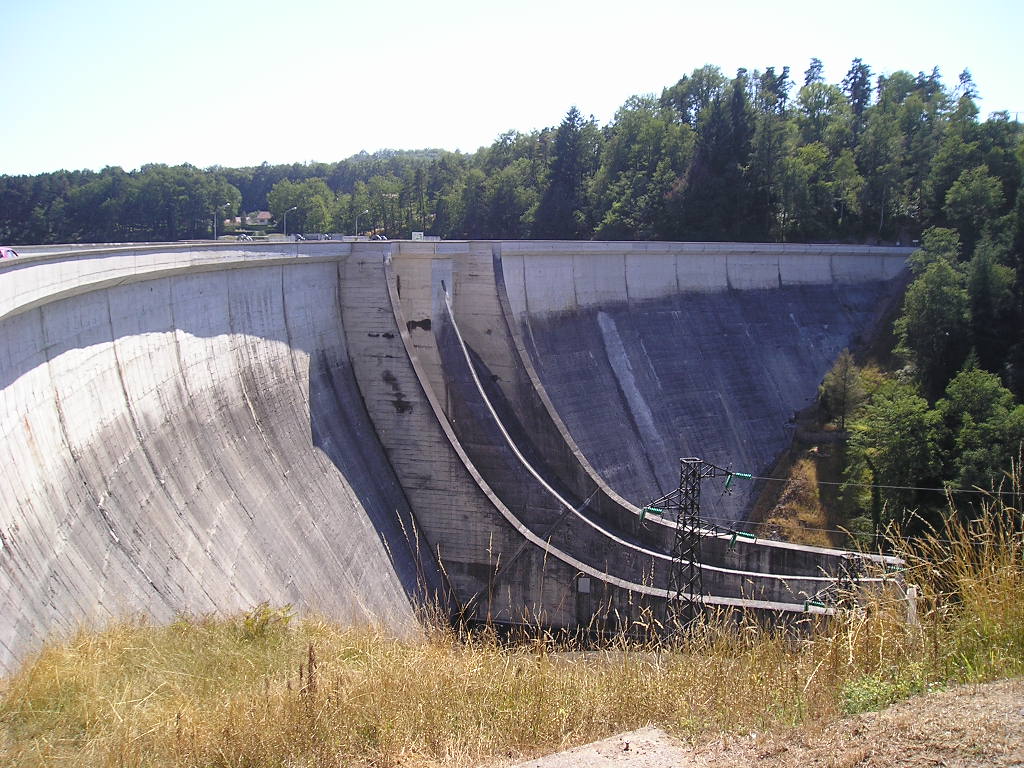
[4,60,1020,247]
[3,58,1023,533]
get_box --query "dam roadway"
[0,240,909,672]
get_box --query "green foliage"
[966,236,1017,370]
[895,259,971,398]
[896,216,1022,407]
[820,349,865,429]
[267,177,336,233]
[592,96,692,239]
[840,666,933,714]
[847,379,937,528]
[2,59,1020,248]
[908,226,961,274]
[660,64,727,126]
[841,58,873,139]
[923,130,981,224]
[795,83,851,152]
[841,360,1024,529]
[668,69,758,241]
[944,165,1006,248]
[934,366,1024,493]
[532,106,601,239]
[240,602,294,641]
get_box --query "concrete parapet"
[497,242,913,314]
[674,251,728,293]
[0,242,352,323]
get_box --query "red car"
[0,246,19,259]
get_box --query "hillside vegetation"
[2,61,1019,250]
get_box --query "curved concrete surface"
[437,294,876,608]
[387,241,906,616]
[489,247,895,581]
[0,246,440,674]
[497,242,906,523]
[0,241,909,673]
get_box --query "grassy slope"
[3,486,1023,768]
[750,438,848,548]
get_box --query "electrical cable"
[735,513,1024,548]
[737,472,1023,498]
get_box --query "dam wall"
[497,242,906,521]
[339,245,582,623]
[0,245,439,674]
[0,241,910,673]
[385,241,904,605]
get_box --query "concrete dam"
[0,240,909,672]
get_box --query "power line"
[740,473,1023,498]
[735,517,1024,549]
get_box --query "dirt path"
[509,678,1024,767]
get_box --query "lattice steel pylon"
[643,457,737,626]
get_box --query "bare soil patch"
[509,678,1024,767]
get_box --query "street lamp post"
[283,206,298,238]
[354,208,369,238]
[213,202,232,241]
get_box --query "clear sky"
[2,0,1021,176]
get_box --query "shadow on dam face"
[516,283,893,524]
[0,263,438,673]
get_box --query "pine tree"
[841,58,873,141]
[820,349,864,429]
[803,57,824,87]
[533,107,594,239]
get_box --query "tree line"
[800,60,1024,535]
[819,215,1024,534]
[2,60,1019,247]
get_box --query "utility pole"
[644,458,748,627]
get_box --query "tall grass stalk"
[3,472,1022,767]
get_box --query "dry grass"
[3,475,1023,767]
[760,455,836,547]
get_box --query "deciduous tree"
[847,379,937,530]
[894,259,971,398]
[944,165,1006,249]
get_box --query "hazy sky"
[3,0,1021,175]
